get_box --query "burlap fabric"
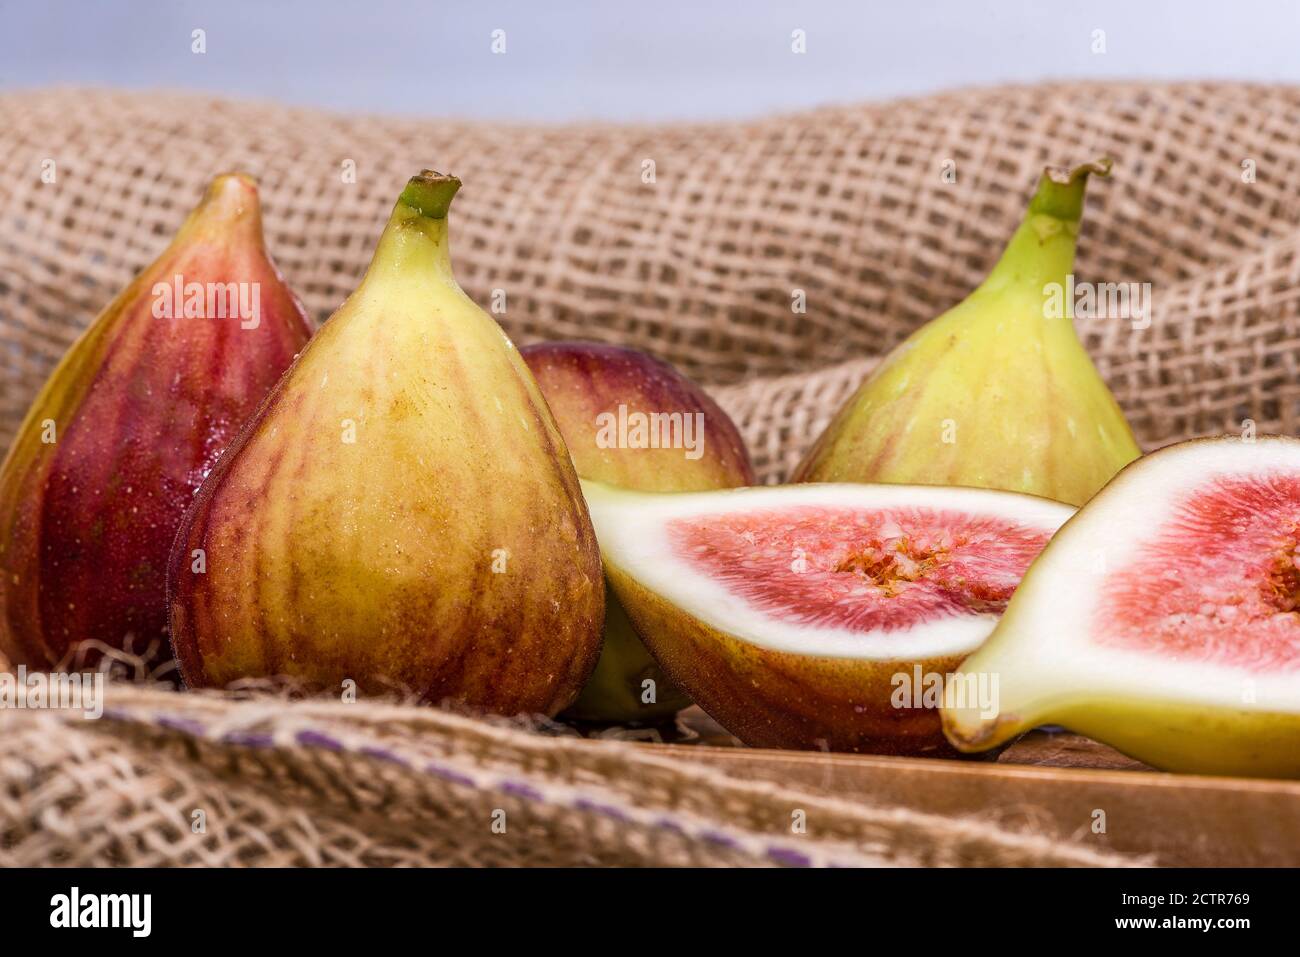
[0,82,1293,866]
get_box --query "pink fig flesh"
[1096,473,1300,670]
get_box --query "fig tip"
[206,171,259,197]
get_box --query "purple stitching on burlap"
[425,762,476,788]
[156,715,206,735]
[574,798,631,822]
[766,846,813,868]
[700,830,741,849]
[123,708,844,867]
[221,730,274,748]
[500,781,543,802]
[296,730,343,751]
[360,745,409,766]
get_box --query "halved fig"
[943,436,1300,778]
[582,481,1074,754]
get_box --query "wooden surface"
[608,709,1300,866]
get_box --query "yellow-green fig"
[794,160,1140,507]
[522,341,755,721]
[167,172,604,715]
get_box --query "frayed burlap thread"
[1,83,1296,865]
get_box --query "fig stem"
[1028,158,1112,223]
[398,171,461,220]
[364,171,463,285]
[981,157,1112,295]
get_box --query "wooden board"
[609,709,1300,866]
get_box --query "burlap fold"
[1,82,1296,865]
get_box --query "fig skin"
[523,341,755,722]
[0,174,311,670]
[605,561,966,754]
[167,173,604,716]
[523,342,754,493]
[794,160,1140,507]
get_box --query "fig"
[0,174,311,669]
[167,171,604,716]
[583,480,1073,753]
[793,160,1140,507]
[522,341,755,722]
[943,436,1300,778]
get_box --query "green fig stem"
[1027,158,1111,221]
[982,158,1112,295]
[368,171,463,284]
[398,170,461,220]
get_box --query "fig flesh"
[0,174,311,670]
[522,341,755,722]
[167,172,604,715]
[584,481,1073,753]
[943,436,1300,778]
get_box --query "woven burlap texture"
[1,82,1295,865]
[2,685,1150,868]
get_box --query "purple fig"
[0,174,311,670]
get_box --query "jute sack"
[0,82,1296,865]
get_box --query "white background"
[1,0,1297,121]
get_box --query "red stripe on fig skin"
[421,346,497,701]
[0,175,311,670]
[605,562,965,754]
